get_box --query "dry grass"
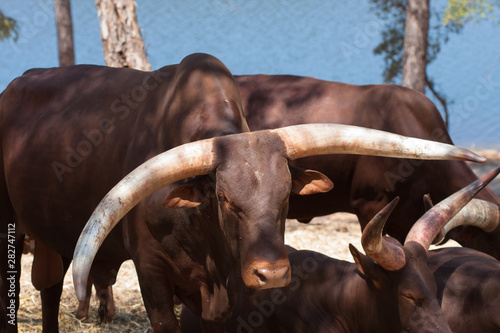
[15,149,499,332]
[18,258,151,333]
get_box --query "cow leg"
[140,281,180,332]
[40,256,71,333]
[86,261,119,324]
[73,274,116,324]
[134,264,180,333]
[93,282,115,323]
[74,281,115,324]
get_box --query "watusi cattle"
[235,74,500,258]
[0,53,483,333]
[180,168,500,333]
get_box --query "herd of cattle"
[1,53,499,333]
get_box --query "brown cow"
[180,168,500,333]
[236,74,500,258]
[0,53,482,332]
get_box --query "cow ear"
[290,166,334,195]
[163,184,205,209]
[349,244,389,290]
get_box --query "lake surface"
[1,0,499,148]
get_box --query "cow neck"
[332,264,396,333]
[200,181,235,277]
[191,183,239,321]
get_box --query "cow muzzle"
[242,259,291,289]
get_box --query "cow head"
[72,123,485,301]
[163,132,333,288]
[351,167,500,332]
[350,199,449,332]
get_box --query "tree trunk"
[95,0,151,70]
[54,0,75,66]
[402,0,429,93]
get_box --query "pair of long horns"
[362,167,500,271]
[72,123,485,301]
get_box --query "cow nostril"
[282,267,290,281]
[254,269,267,283]
[254,265,291,286]
[243,260,291,289]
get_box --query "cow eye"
[402,293,420,306]
[403,294,414,301]
[218,192,227,202]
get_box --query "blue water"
[1,0,499,148]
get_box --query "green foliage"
[444,0,500,27]
[0,10,18,42]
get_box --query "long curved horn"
[72,139,216,301]
[271,124,485,162]
[406,167,500,250]
[361,197,406,271]
[433,198,500,244]
[72,123,485,301]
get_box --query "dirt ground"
[16,150,500,332]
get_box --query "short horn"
[433,198,500,244]
[72,139,216,301]
[423,193,434,212]
[271,124,485,162]
[361,197,406,271]
[406,167,500,250]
